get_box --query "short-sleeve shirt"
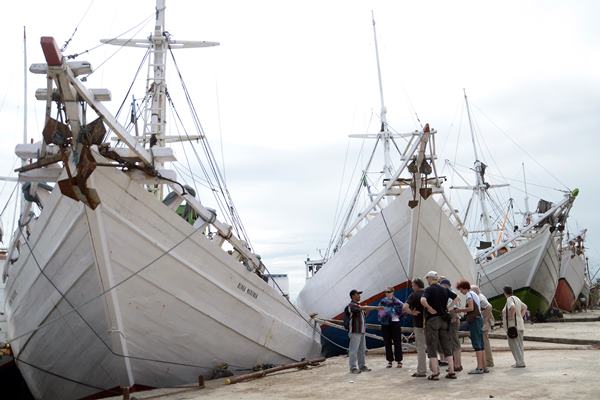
[347,301,366,334]
[423,283,457,320]
[479,293,491,310]
[466,291,481,310]
[502,296,526,331]
[406,290,424,328]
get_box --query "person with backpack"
[346,289,384,374]
[378,287,405,368]
[455,279,488,374]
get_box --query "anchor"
[408,172,419,209]
[419,159,433,200]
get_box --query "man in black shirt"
[420,271,459,380]
[404,278,426,377]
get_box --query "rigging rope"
[167,45,251,247]
[380,210,410,302]
[66,11,155,61]
[0,183,18,219]
[325,114,374,260]
[61,0,95,52]
[472,104,571,191]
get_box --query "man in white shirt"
[502,286,527,368]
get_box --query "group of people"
[345,271,528,378]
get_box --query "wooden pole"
[224,357,326,385]
[488,333,600,346]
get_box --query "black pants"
[381,321,403,362]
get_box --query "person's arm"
[507,298,516,320]
[361,305,384,312]
[459,297,474,313]
[394,299,405,314]
[520,302,528,318]
[420,296,437,315]
[449,297,460,308]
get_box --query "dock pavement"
[108,310,600,400]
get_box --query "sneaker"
[468,368,484,374]
[411,372,427,377]
[350,368,361,374]
[386,362,393,368]
[359,366,372,372]
[511,364,526,368]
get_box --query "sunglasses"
[385,290,393,293]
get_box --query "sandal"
[427,373,440,381]
[386,362,392,368]
[396,362,402,368]
[445,372,457,379]
[412,372,427,377]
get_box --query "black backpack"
[343,304,351,331]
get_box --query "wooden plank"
[224,358,326,385]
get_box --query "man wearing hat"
[420,271,459,380]
[347,289,384,374]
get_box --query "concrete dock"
[110,311,600,400]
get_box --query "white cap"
[424,270,438,279]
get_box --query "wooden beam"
[224,358,326,385]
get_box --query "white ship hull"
[297,189,475,352]
[477,226,560,316]
[4,155,320,399]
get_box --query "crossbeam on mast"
[100,38,219,49]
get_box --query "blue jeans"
[348,333,366,370]
[468,317,484,351]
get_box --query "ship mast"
[522,162,531,218]
[463,89,493,243]
[102,0,218,198]
[371,11,392,180]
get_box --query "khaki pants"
[482,307,494,367]
[414,327,427,374]
[507,330,525,367]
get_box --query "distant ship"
[554,230,588,312]
[297,15,475,355]
[451,91,578,318]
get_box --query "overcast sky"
[1,0,599,299]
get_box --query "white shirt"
[479,293,491,310]
[467,291,481,310]
[502,296,526,331]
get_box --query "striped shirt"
[348,301,366,334]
